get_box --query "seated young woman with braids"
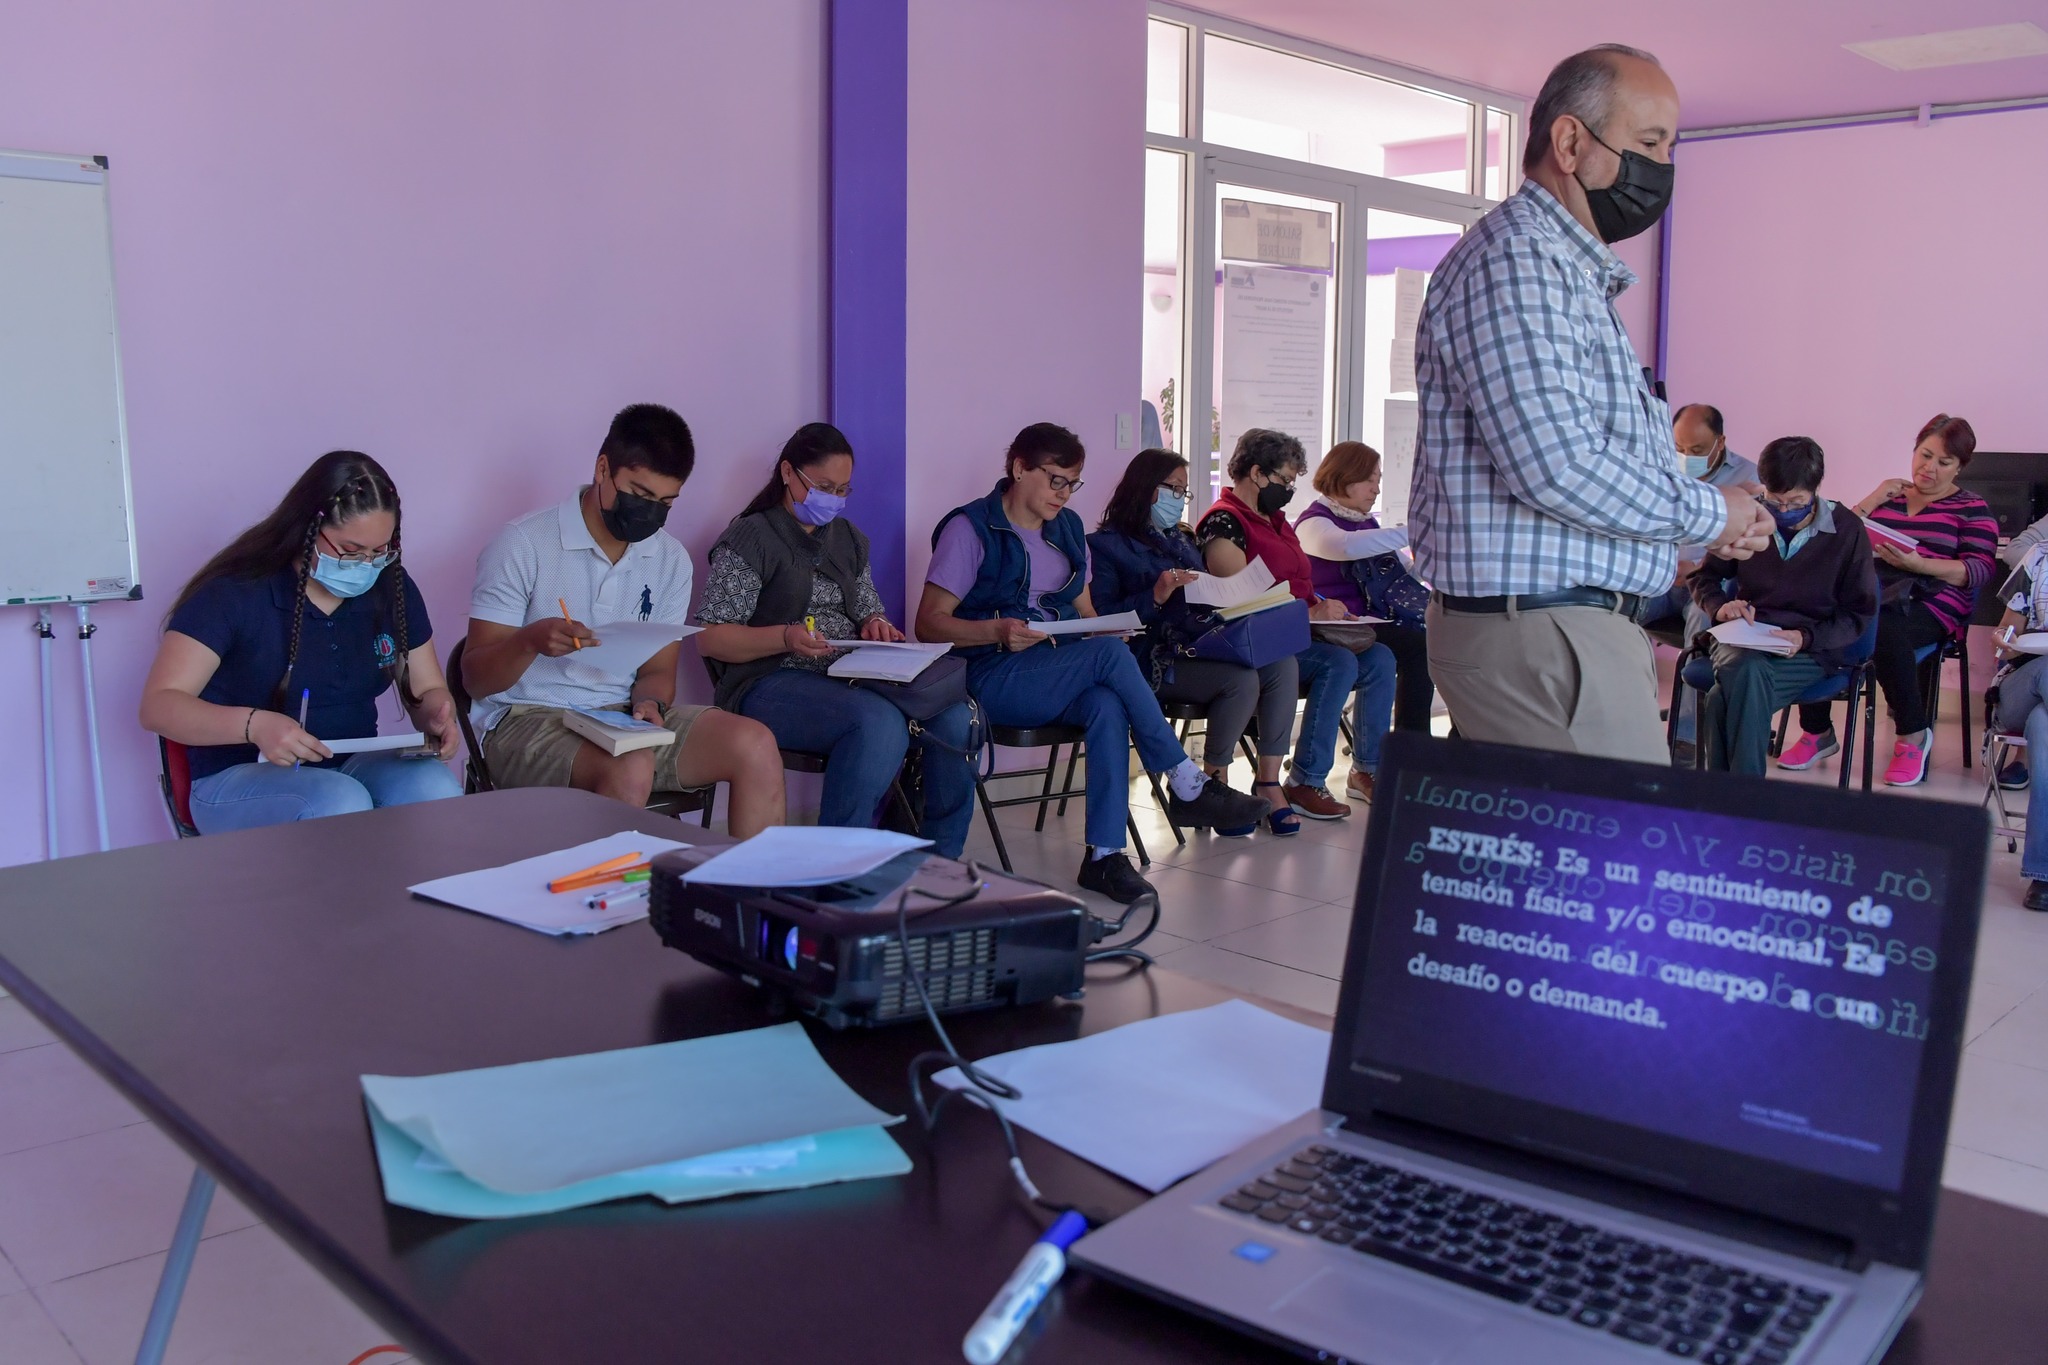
[139,451,464,832]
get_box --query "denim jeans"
[969,636,1188,851]
[740,668,975,858]
[1993,656,2048,880]
[1292,640,1397,787]
[189,751,462,834]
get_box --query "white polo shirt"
[468,489,694,734]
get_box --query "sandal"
[1253,781,1301,837]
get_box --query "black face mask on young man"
[600,475,671,544]
[1575,125,1674,245]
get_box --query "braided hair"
[168,451,412,710]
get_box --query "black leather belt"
[1436,587,1651,622]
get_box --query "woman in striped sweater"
[1779,414,1996,787]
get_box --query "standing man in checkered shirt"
[1410,44,1773,763]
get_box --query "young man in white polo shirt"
[461,403,785,835]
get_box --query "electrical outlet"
[1116,412,1134,449]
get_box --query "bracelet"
[244,708,257,744]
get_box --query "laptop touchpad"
[1271,1269,1489,1365]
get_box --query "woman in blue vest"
[696,423,975,857]
[916,423,1268,903]
[1088,448,1301,837]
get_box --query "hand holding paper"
[1185,558,1278,609]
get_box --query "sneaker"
[1883,738,1928,787]
[1999,759,2030,791]
[1778,731,1839,771]
[1283,782,1353,820]
[1077,850,1155,905]
[1166,777,1270,832]
[1346,770,1375,804]
[2025,881,2048,913]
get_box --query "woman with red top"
[1780,414,1997,787]
[1196,428,1396,818]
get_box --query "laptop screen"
[1351,767,1954,1195]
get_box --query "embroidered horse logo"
[638,586,653,621]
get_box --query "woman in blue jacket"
[1089,449,1300,837]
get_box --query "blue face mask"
[311,553,388,598]
[1681,454,1711,479]
[1151,489,1187,531]
[1768,501,1812,536]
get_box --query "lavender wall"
[902,0,1146,596]
[0,0,827,865]
[1665,110,2048,497]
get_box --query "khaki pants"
[1425,599,1668,765]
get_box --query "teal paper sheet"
[366,1106,909,1218]
[361,1023,900,1196]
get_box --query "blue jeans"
[969,636,1188,851]
[189,751,462,834]
[1292,641,1397,787]
[1993,657,2048,880]
[740,669,975,859]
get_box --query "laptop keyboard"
[1219,1145,1835,1364]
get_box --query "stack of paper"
[1709,618,1798,656]
[826,640,951,683]
[933,1000,1330,1192]
[408,831,687,935]
[1216,588,1297,620]
[325,732,430,755]
[362,1023,911,1218]
[1186,558,1276,608]
[681,825,932,887]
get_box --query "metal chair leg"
[135,1166,215,1365]
[1839,682,1858,791]
[1862,669,1878,792]
[1149,772,1187,847]
[1127,812,1151,867]
[975,778,1014,873]
[1055,743,1083,820]
[1960,643,1973,768]
[1034,743,1064,832]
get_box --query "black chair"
[445,637,715,825]
[1665,615,1880,790]
[1915,629,1972,769]
[974,723,1147,874]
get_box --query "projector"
[647,848,1090,1029]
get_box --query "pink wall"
[1666,110,2048,497]
[0,0,827,866]
[903,0,1146,598]
[1611,222,1661,375]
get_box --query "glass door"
[1360,204,1474,524]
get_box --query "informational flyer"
[1388,266,1426,394]
[1378,398,1418,525]
[1219,264,1328,460]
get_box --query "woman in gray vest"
[696,424,975,857]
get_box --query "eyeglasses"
[797,467,853,498]
[320,530,394,567]
[1158,482,1190,496]
[1042,472,1085,495]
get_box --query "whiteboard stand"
[35,608,58,860]
[75,604,111,853]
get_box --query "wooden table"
[0,789,2037,1363]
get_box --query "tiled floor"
[1,696,2044,1361]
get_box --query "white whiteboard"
[0,150,139,604]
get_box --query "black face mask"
[1575,126,1674,244]
[1255,481,1294,517]
[600,476,670,543]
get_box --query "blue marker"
[962,1210,1089,1364]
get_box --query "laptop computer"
[1072,733,1987,1365]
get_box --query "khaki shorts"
[482,702,712,791]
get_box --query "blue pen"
[962,1210,1089,1364]
[293,688,310,769]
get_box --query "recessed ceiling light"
[1846,22,2048,71]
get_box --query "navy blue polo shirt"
[166,569,434,780]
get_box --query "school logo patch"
[373,632,396,665]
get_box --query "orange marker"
[547,850,643,893]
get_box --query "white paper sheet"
[1034,611,1143,636]
[408,830,689,936]
[2012,631,2048,656]
[932,1000,1330,1192]
[1185,558,1278,609]
[680,825,933,887]
[1709,619,1797,656]
[325,732,429,754]
[828,647,945,683]
[361,1022,898,1195]
[820,639,951,653]
[1389,267,1426,395]
[568,620,701,674]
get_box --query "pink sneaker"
[1778,731,1838,771]
[1884,738,1928,787]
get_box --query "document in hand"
[1708,618,1798,656]
[408,830,686,935]
[566,620,701,675]
[1864,521,1919,551]
[323,732,430,755]
[1185,558,1278,610]
[931,999,1329,1192]
[1034,611,1144,636]
[680,825,933,887]
[827,641,951,683]
[361,1023,910,1217]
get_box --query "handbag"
[850,655,970,721]
[1184,598,1312,669]
[1346,552,1430,628]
